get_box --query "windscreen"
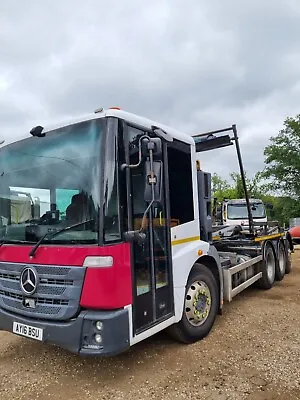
[227,203,266,220]
[0,119,103,244]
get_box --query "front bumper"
[0,306,130,356]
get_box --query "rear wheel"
[167,263,219,344]
[275,241,286,281]
[285,236,292,274]
[257,241,276,289]
[285,247,292,274]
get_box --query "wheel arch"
[190,249,223,314]
[167,259,221,343]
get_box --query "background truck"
[0,190,41,238]
[214,198,268,227]
[0,108,293,356]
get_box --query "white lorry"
[220,198,268,227]
[0,110,293,356]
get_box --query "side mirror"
[265,203,273,210]
[142,137,162,158]
[144,160,162,203]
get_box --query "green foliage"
[212,171,269,202]
[270,196,300,225]
[211,173,236,201]
[263,114,300,197]
[211,172,295,226]
[211,113,300,226]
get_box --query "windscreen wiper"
[29,219,94,258]
[0,239,35,248]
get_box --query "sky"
[1,0,300,182]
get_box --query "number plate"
[12,322,43,341]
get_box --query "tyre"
[167,263,219,344]
[275,241,286,281]
[285,246,292,274]
[286,231,294,253]
[257,241,276,289]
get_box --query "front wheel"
[167,263,219,344]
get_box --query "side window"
[103,118,121,242]
[167,140,194,224]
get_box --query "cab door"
[122,124,174,334]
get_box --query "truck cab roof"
[226,199,263,205]
[5,108,196,148]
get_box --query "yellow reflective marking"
[159,211,163,226]
[213,233,284,243]
[171,235,200,246]
[254,233,284,242]
[212,235,221,241]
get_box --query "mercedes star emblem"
[20,267,38,295]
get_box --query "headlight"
[95,321,103,331]
[94,334,102,344]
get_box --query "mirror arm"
[138,144,157,231]
[148,147,156,204]
[139,199,154,232]
[120,135,151,170]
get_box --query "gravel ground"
[1,251,300,400]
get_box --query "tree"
[211,174,236,201]
[211,173,230,193]
[211,172,265,202]
[211,172,284,222]
[229,172,244,198]
[211,172,262,201]
[263,114,300,197]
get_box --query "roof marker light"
[109,107,121,110]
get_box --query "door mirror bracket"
[120,135,162,171]
[123,230,146,244]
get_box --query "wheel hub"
[266,247,275,281]
[185,281,212,326]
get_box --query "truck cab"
[219,198,267,228]
[0,109,291,357]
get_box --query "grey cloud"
[1,0,300,179]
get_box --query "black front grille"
[40,278,73,286]
[0,290,22,300]
[0,273,19,281]
[0,290,69,306]
[0,263,86,320]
